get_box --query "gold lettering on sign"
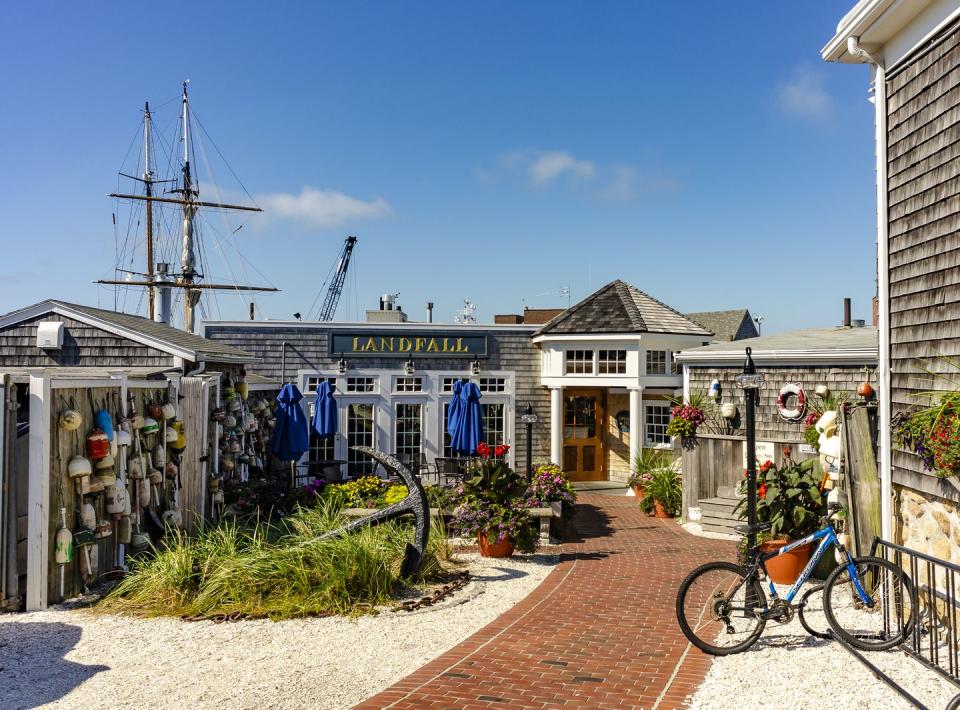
[399,337,412,352]
[364,337,378,352]
[380,337,394,352]
[415,337,425,351]
[456,337,468,353]
[442,338,452,352]
[426,338,440,352]
[352,337,360,352]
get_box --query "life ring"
[776,383,807,422]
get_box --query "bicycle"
[676,502,917,656]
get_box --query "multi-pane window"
[305,376,337,393]
[645,404,671,445]
[442,402,453,457]
[347,403,376,473]
[346,376,377,393]
[646,350,668,376]
[479,377,506,393]
[394,376,423,393]
[598,350,626,374]
[481,403,506,448]
[394,403,422,467]
[565,350,594,374]
[441,377,459,393]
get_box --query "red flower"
[476,442,491,458]
[758,483,768,499]
[494,444,510,458]
[782,446,792,457]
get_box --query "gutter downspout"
[185,360,206,378]
[848,36,892,541]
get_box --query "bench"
[342,501,563,544]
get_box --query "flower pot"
[477,533,514,558]
[760,540,812,584]
[654,499,674,518]
[631,484,646,499]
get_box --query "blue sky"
[0,1,874,332]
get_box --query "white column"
[550,386,563,466]
[27,371,51,611]
[629,386,643,467]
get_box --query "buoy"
[131,413,145,431]
[86,428,111,460]
[138,477,151,508]
[79,544,98,580]
[169,420,186,450]
[165,461,178,479]
[106,484,128,517]
[94,408,114,441]
[94,521,113,539]
[775,383,807,422]
[130,531,150,552]
[86,477,105,494]
[59,408,83,431]
[127,455,144,479]
[54,508,73,565]
[80,502,96,530]
[162,509,183,529]
[116,428,132,448]
[148,402,163,419]
[720,402,737,419]
[153,445,166,467]
[117,516,132,544]
[141,418,159,436]
[161,402,177,420]
[236,381,249,400]
[223,414,237,429]
[68,455,92,479]
[164,426,179,444]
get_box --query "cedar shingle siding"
[0,313,173,368]
[887,21,960,489]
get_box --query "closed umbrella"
[271,383,309,486]
[311,380,338,439]
[450,381,484,455]
[446,379,463,442]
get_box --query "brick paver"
[356,493,735,709]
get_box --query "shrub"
[525,464,576,518]
[640,467,682,516]
[735,457,825,540]
[383,484,408,506]
[99,500,450,619]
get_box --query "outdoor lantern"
[338,354,347,375]
[470,359,481,376]
[404,357,415,375]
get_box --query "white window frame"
[565,349,595,375]
[345,375,379,394]
[393,375,424,393]
[598,349,627,375]
[345,400,378,473]
[645,350,669,376]
[643,401,673,448]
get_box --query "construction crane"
[316,236,358,321]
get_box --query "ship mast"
[143,102,156,320]
[100,82,278,332]
[179,81,200,332]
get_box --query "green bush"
[640,467,682,515]
[98,500,450,619]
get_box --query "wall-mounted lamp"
[337,354,347,375]
[470,359,481,376]
[404,357,415,375]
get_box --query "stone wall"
[896,486,960,563]
[606,392,631,483]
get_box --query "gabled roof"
[0,300,253,364]
[535,281,712,337]
[676,327,878,366]
[684,309,758,342]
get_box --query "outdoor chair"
[435,457,464,486]
[418,453,439,483]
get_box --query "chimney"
[427,302,434,323]
[843,298,851,328]
[154,263,173,326]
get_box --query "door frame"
[562,388,607,481]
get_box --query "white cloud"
[527,150,594,186]
[777,67,832,118]
[255,186,393,228]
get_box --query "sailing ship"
[99,82,277,332]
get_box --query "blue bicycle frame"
[760,524,872,607]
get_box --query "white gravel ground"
[689,586,960,710]
[0,552,557,710]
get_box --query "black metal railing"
[873,538,960,705]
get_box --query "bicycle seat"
[734,522,772,536]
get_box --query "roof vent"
[37,321,64,350]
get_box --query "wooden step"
[699,497,741,512]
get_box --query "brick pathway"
[356,493,735,710]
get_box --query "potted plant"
[450,444,537,557]
[640,467,681,519]
[525,463,577,520]
[628,448,671,499]
[736,456,826,584]
[666,392,710,448]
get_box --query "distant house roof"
[684,310,758,341]
[0,300,254,364]
[675,327,878,366]
[494,308,565,326]
[536,281,712,337]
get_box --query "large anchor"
[316,447,430,577]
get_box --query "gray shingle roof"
[684,310,758,341]
[48,301,253,362]
[537,281,712,336]
[676,327,878,365]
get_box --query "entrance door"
[563,389,605,481]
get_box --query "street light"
[735,347,765,552]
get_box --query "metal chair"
[435,457,463,486]
[418,453,439,483]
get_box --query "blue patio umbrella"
[311,380,338,439]
[449,381,484,455]
[446,379,463,441]
[271,383,309,462]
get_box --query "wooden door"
[562,389,605,481]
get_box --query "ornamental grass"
[98,500,450,620]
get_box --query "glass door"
[562,389,605,481]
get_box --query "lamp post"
[520,404,539,482]
[735,347,764,551]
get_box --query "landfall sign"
[331,332,488,358]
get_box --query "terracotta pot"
[477,533,514,558]
[631,484,646,499]
[654,499,675,518]
[761,540,813,584]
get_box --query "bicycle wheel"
[676,561,767,656]
[823,555,916,651]
[797,584,831,640]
